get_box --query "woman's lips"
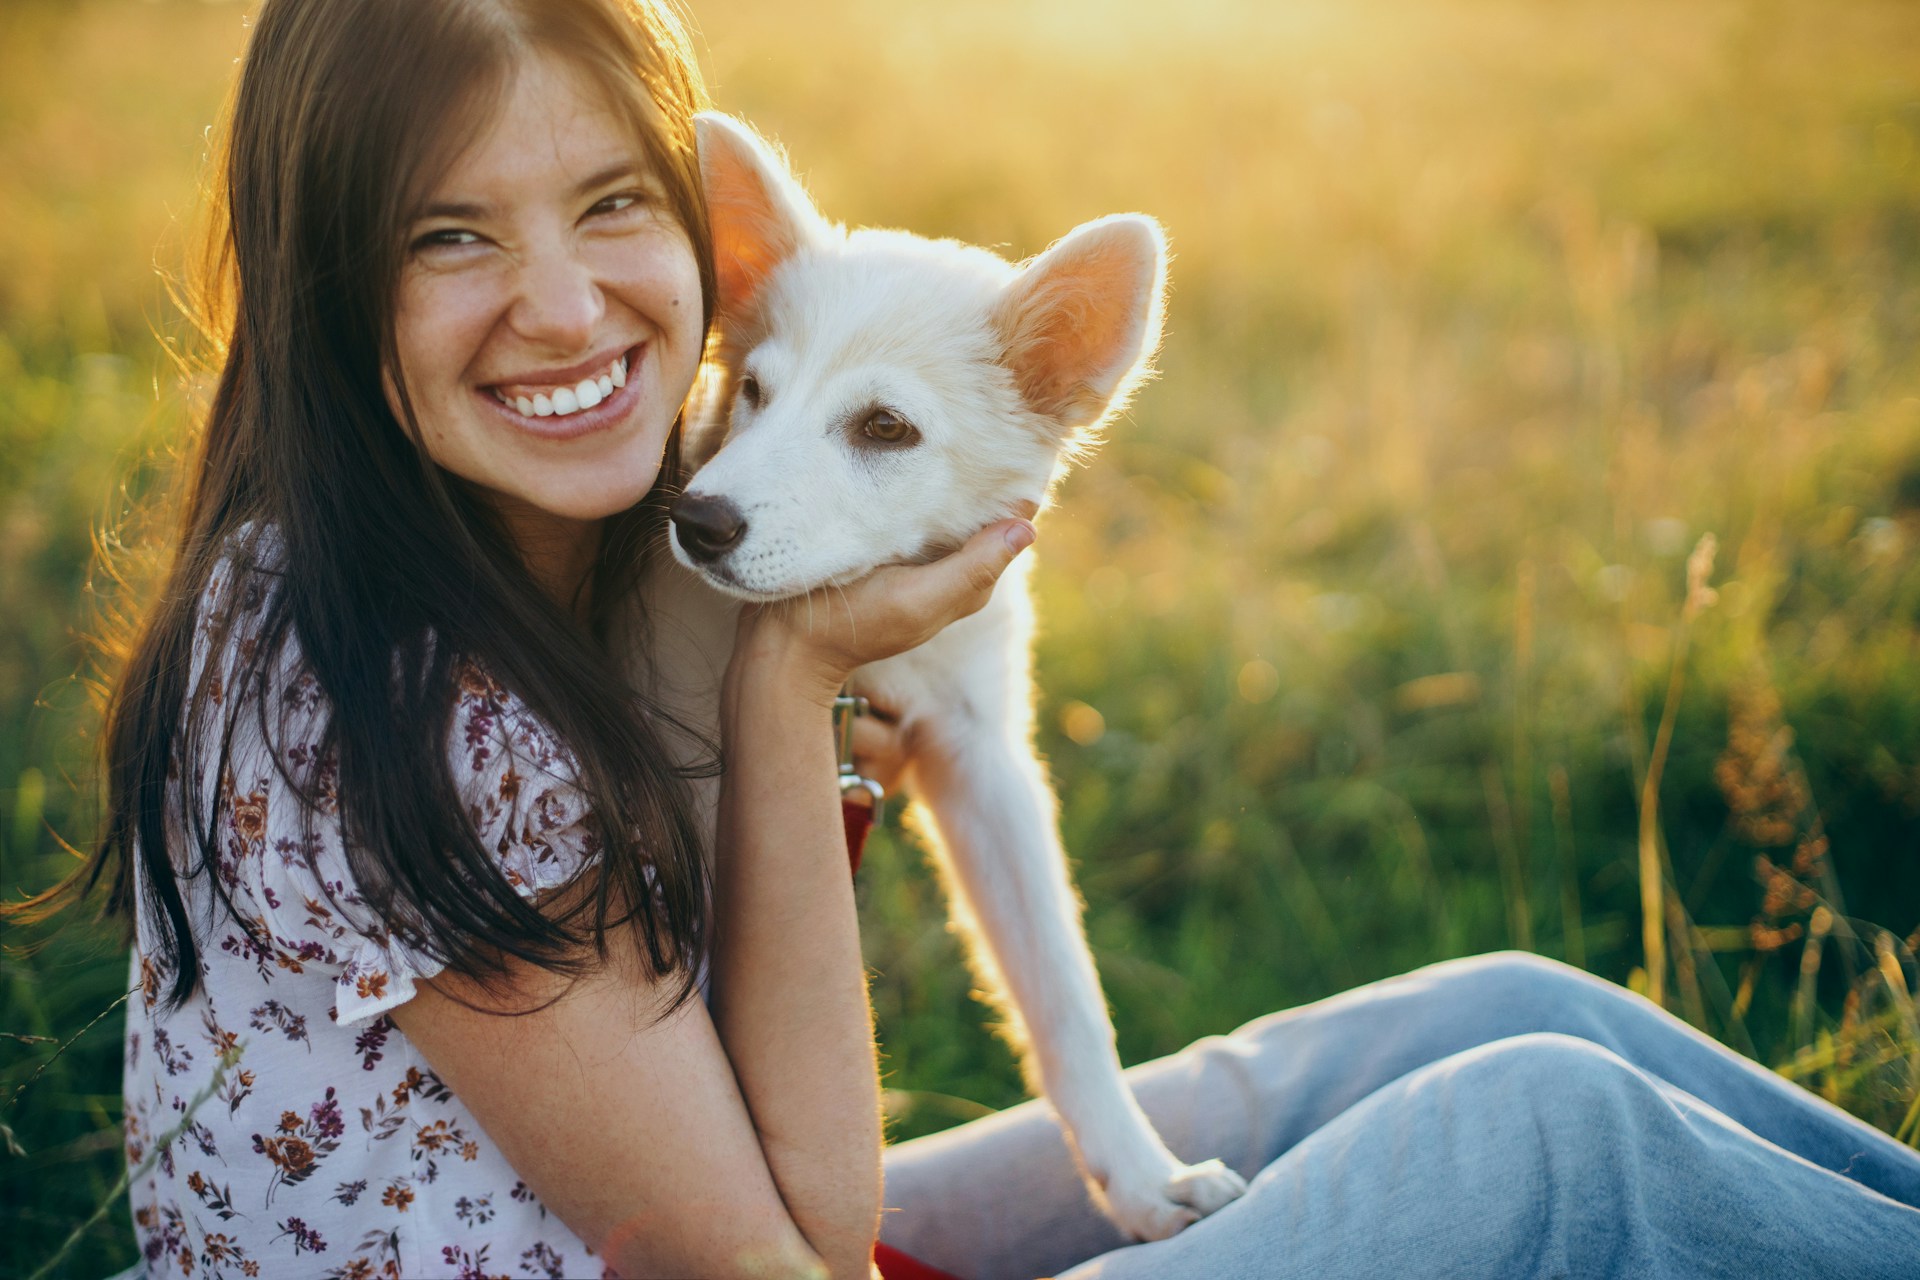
[478,343,646,441]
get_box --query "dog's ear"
[696,113,828,320]
[993,214,1168,432]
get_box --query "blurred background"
[4,0,1918,1272]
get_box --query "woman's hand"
[729,511,1038,708]
[848,701,909,796]
[695,507,1035,1278]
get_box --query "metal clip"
[833,693,885,813]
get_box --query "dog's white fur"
[634,113,1247,1242]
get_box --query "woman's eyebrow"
[415,161,649,221]
[569,159,649,195]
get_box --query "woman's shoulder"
[172,525,599,1027]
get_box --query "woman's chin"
[531,481,658,523]
[507,432,673,523]
[474,463,663,530]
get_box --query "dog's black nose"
[672,493,747,563]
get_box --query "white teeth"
[498,355,626,418]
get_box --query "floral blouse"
[123,551,612,1279]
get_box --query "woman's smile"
[477,341,648,441]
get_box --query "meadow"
[3,0,1918,1273]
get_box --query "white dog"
[636,113,1249,1242]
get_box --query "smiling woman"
[3,0,1035,1277]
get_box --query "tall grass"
[4,0,1919,1272]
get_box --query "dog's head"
[669,112,1167,600]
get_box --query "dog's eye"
[738,374,762,409]
[861,408,917,445]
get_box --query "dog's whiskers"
[832,581,856,642]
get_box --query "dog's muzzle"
[671,493,747,564]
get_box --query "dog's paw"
[1166,1158,1250,1216]
[1101,1157,1249,1242]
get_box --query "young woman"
[50,0,1019,1275]
[25,1,1919,1277]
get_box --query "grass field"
[4,0,1919,1273]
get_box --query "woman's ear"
[992,214,1169,433]
[695,113,828,321]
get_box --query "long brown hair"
[13,0,720,1015]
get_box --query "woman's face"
[389,51,704,554]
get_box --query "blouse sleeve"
[210,596,601,1028]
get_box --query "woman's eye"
[737,374,762,408]
[412,228,481,253]
[861,408,917,445]
[588,191,645,219]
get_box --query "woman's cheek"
[418,269,512,357]
[589,223,701,307]
[385,277,499,474]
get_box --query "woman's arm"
[395,927,829,1279]
[393,517,1035,1280]
[703,644,882,1279]
[706,516,1036,1277]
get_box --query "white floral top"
[123,552,612,1279]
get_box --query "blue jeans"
[879,952,1920,1279]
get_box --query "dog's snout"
[672,493,748,563]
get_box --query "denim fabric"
[879,952,1920,1280]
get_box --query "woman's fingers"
[848,712,908,795]
[888,518,1036,632]
[736,517,1038,691]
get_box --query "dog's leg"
[906,716,1248,1242]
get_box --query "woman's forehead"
[419,50,660,211]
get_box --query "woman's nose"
[509,247,604,350]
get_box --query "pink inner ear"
[997,230,1157,426]
[700,121,814,320]
[706,160,794,319]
